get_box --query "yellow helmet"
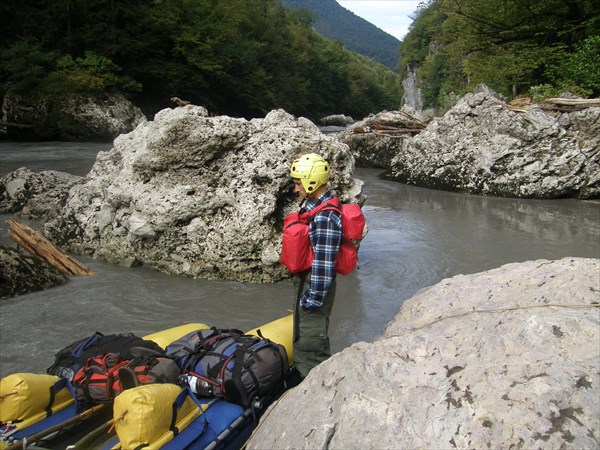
[290,153,330,193]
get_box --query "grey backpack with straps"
[166,328,289,406]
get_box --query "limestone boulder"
[1,91,146,141]
[339,108,431,168]
[246,257,600,449]
[41,107,363,282]
[387,92,599,199]
[339,131,407,169]
[0,168,82,222]
[319,114,355,127]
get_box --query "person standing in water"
[287,153,342,379]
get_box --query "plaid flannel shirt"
[299,190,343,311]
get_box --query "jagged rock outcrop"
[246,257,600,450]
[392,91,599,199]
[338,131,403,168]
[401,65,423,110]
[1,91,146,141]
[0,168,82,222]
[0,245,69,298]
[340,88,599,199]
[32,107,363,282]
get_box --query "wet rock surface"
[0,245,69,298]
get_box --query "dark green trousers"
[292,273,336,378]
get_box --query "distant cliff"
[280,0,401,71]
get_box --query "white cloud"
[337,0,422,40]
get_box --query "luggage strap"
[160,388,210,449]
[46,377,76,417]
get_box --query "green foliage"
[545,35,600,94]
[52,52,142,93]
[399,2,446,73]
[0,0,401,120]
[1,38,141,96]
[400,0,600,109]
[0,37,57,92]
[281,0,401,71]
[529,83,592,102]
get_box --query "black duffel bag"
[166,328,289,407]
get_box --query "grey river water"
[1,141,599,377]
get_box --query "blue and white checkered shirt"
[299,190,343,311]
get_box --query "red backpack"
[72,352,180,408]
[280,197,365,275]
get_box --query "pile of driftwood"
[352,111,429,137]
[506,97,600,113]
[354,98,599,135]
[542,97,600,112]
[6,218,94,276]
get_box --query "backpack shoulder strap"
[300,196,341,221]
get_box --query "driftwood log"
[353,111,430,136]
[6,218,95,276]
[544,98,600,106]
[541,98,600,112]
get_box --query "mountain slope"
[280,0,400,71]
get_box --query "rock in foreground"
[246,257,600,449]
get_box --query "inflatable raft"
[0,315,293,450]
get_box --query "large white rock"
[340,89,599,199]
[43,107,363,282]
[389,92,599,199]
[246,257,600,449]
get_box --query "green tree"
[545,35,600,94]
[400,0,600,109]
[1,38,57,92]
[1,0,403,120]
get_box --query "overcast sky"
[336,0,422,41]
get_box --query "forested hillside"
[280,0,401,70]
[0,0,401,121]
[401,0,599,110]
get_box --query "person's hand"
[301,303,315,314]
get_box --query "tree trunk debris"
[6,218,95,276]
[353,111,429,136]
[505,97,600,113]
[541,98,600,112]
[355,98,600,134]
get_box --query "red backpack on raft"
[280,196,365,275]
[71,351,180,409]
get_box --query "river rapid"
[1,141,599,377]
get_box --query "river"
[1,141,599,377]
